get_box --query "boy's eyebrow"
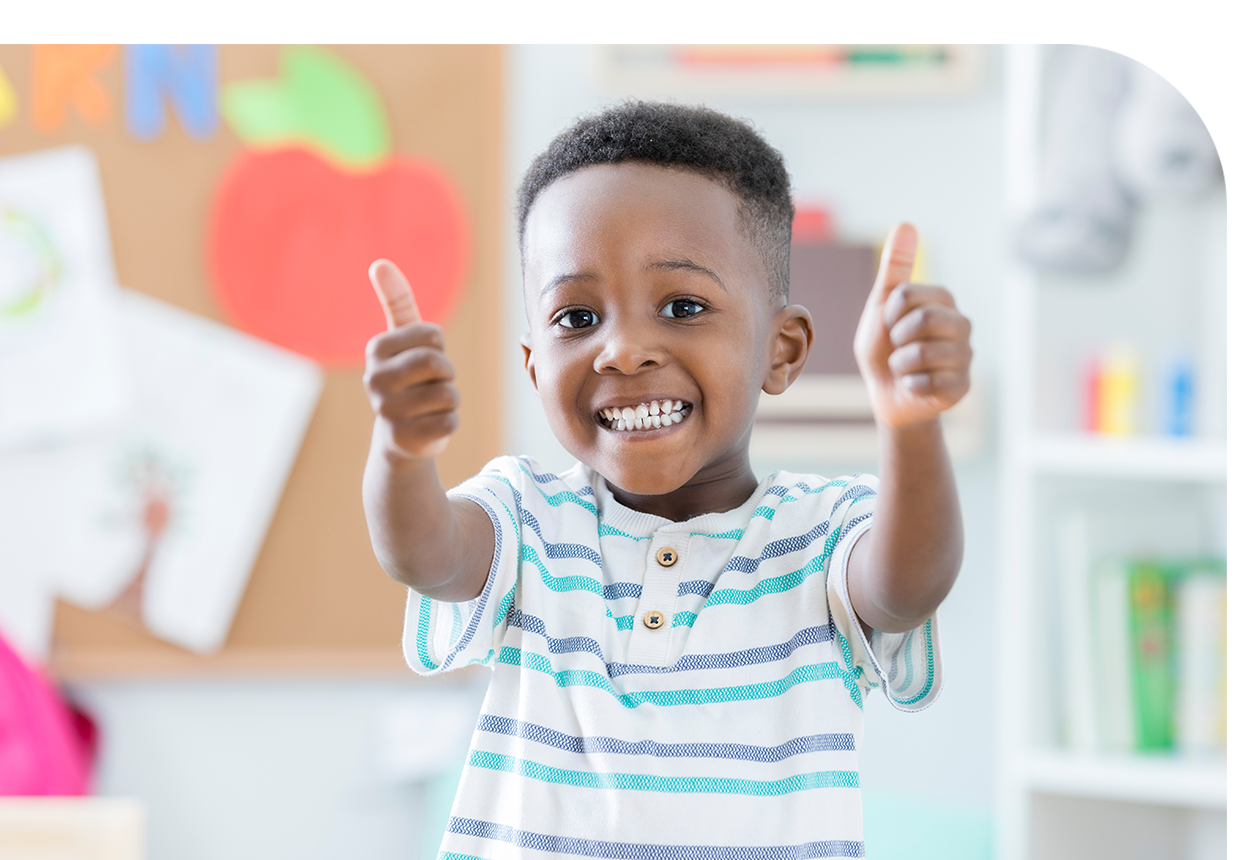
[538,273,596,301]
[645,259,727,290]
[539,260,727,301]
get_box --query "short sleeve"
[401,457,523,675]
[824,474,944,712]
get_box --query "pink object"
[0,630,94,795]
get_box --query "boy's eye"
[661,299,705,319]
[557,308,600,329]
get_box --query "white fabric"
[403,456,942,859]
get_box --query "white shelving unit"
[996,46,1227,860]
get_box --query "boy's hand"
[363,259,458,460]
[853,223,972,429]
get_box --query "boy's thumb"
[869,223,918,305]
[370,259,422,330]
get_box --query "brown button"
[656,547,678,567]
[642,610,666,630]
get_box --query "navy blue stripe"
[477,715,855,759]
[510,611,610,664]
[447,818,864,859]
[509,611,834,678]
[833,485,875,508]
[524,465,595,498]
[678,579,714,598]
[604,582,644,601]
[723,521,831,574]
[839,512,871,543]
[519,505,604,566]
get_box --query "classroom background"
[0,45,1227,860]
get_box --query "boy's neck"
[604,463,760,523]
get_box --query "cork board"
[0,45,505,676]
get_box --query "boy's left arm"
[847,223,972,635]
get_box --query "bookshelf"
[1022,751,1226,810]
[1029,434,1226,483]
[996,46,1227,860]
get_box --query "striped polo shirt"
[403,456,942,859]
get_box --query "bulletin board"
[0,45,505,677]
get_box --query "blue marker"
[1164,357,1194,437]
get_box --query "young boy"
[363,102,971,858]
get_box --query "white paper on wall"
[0,146,127,451]
[29,290,323,653]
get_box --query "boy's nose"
[592,326,665,375]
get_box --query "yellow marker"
[0,65,17,127]
[1097,345,1138,435]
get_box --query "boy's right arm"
[361,260,494,603]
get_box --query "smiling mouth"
[597,399,691,432]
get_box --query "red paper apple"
[207,47,470,366]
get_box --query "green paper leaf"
[221,46,391,169]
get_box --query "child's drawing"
[104,447,185,626]
[0,146,127,450]
[18,290,323,653]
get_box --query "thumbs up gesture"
[853,224,972,429]
[363,259,458,459]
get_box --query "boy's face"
[520,163,810,516]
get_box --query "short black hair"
[517,101,794,300]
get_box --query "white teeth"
[598,399,691,431]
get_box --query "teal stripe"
[468,750,858,795]
[832,619,864,709]
[415,595,439,670]
[899,629,916,691]
[515,463,600,516]
[892,619,937,706]
[673,611,698,628]
[467,648,496,667]
[689,528,744,540]
[494,583,516,628]
[704,530,840,609]
[521,546,635,631]
[439,853,489,860]
[521,544,603,595]
[599,523,650,541]
[795,479,848,497]
[498,647,858,709]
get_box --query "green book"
[1128,561,1175,750]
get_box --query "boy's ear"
[519,332,538,390]
[763,305,814,395]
